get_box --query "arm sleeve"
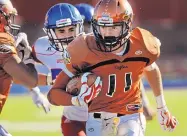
[1,44,38,88]
[0,44,17,67]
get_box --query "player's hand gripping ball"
[66,73,98,96]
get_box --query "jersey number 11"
[106,72,132,97]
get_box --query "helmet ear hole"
[117,1,120,6]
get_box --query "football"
[66,73,97,96]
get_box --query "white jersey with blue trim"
[33,36,88,121]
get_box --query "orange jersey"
[54,27,160,114]
[0,32,16,113]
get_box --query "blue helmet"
[44,3,83,52]
[75,3,94,23]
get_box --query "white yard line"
[1,121,61,132]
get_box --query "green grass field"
[0,89,187,136]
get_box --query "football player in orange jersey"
[0,0,40,135]
[48,0,178,135]
[75,3,155,121]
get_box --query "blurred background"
[1,0,187,136]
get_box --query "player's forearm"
[26,63,38,85]
[144,63,163,97]
[47,88,73,106]
[144,63,166,108]
[12,63,38,88]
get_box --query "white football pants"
[86,112,146,136]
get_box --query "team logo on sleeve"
[46,47,52,51]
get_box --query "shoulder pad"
[32,36,52,64]
[33,36,56,55]
[131,27,161,65]
[67,34,89,64]
[133,27,161,56]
